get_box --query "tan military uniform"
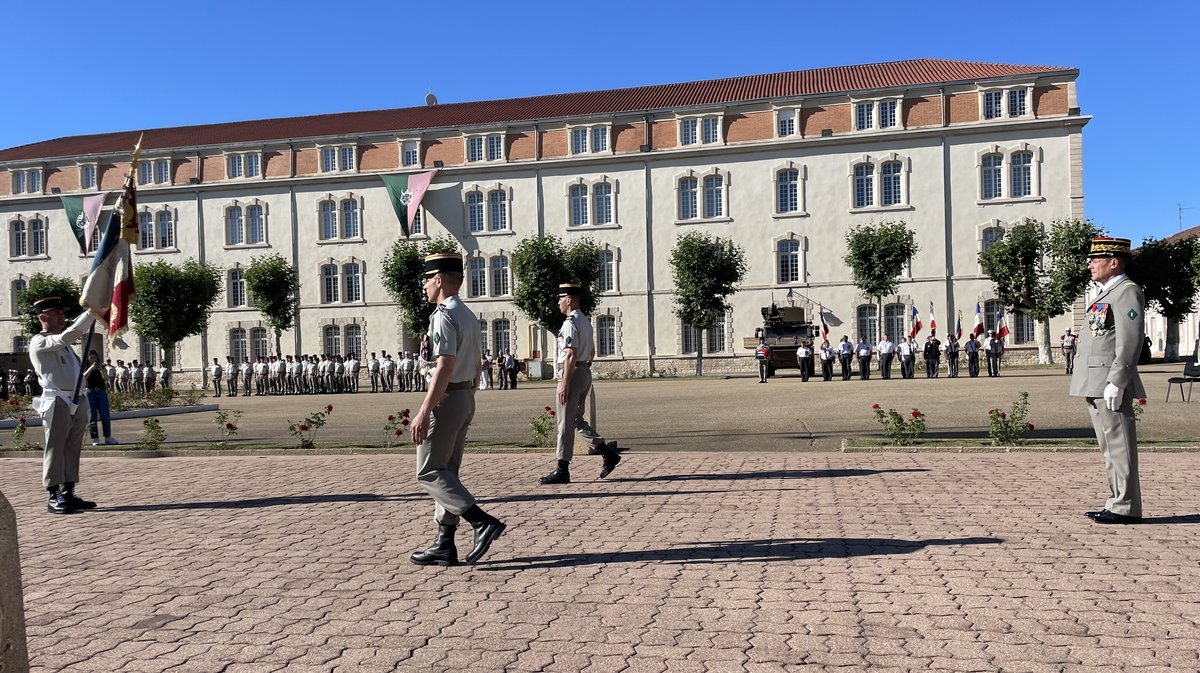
[556,309,606,461]
[29,312,96,489]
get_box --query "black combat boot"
[61,482,97,510]
[538,460,570,485]
[461,505,506,564]
[410,524,459,566]
[600,444,622,479]
[47,486,73,515]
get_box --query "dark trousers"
[925,357,939,378]
[987,354,1001,377]
[879,353,894,379]
[967,353,980,377]
[508,368,518,389]
[799,358,812,382]
[821,359,834,381]
[839,354,852,380]
[947,354,959,377]
[1064,350,1075,374]
[758,361,769,383]
[858,356,871,380]
[900,356,914,379]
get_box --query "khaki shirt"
[556,310,595,369]
[29,311,96,414]
[428,295,480,383]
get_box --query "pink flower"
[871,403,880,410]
[1026,423,1035,430]
[326,405,334,413]
[999,412,1006,419]
[394,428,403,436]
[987,409,995,415]
[298,424,309,432]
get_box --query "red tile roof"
[0,58,1072,163]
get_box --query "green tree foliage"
[15,273,82,335]
[244,253,300,356]
[843,221,919,301]
[380,235,459,338]
[1129,236,1200,359]
[129,259,222,366]
[979,217,1100,361]
[668,232,748,375]
[511,235,603,331]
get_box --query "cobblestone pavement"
[2,450,1199,672]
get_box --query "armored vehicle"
[741,304,819,377]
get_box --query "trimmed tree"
[129,259,222,367]
[380,235,459,340]
[1129,236,1200,360]
[15,273,83,336]
[843,221,919,339]
[979,217,1100,363]
[510,235,603,331]
[669,232,748,376]
[244,253,300,356]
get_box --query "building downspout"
[643,158,656,371]
[196,186,208,379]
[290,185,301,356]
[940,87,955,338]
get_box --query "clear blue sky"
[5,1,1196,240]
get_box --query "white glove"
[1103,383,1123,412]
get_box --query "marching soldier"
[1071,237,1146,524]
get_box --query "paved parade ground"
[3,365,1200,672]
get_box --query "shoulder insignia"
[433,333,442,345]
[1127,308,1138,320]
[565,336,574,346]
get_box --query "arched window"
[487,190,507,231]
[344,324,362,357]
[981,154,1003,200]
[982,226,1004,253]
[227,206,244,245]
[853,163,874,208]
[9,221,26,257]
[597,315,616,357]
[321,264,339,303]
[490,256,510,296]
[593,182,613,224]
[228,268,246,307]
[778,240,800,283]
[468,257,486,298]
[1010,152,1033,198]
[702,175,724,218]
[984,299,1003,333]
[10,278,27,316]
[777,169,799,213]
[156,211,174,248]
[140,338,161,367]
[678,177,698,220]
[569,184,589,226]
[343,263,362,302]
[320,201,338,240]
[246,204,264,244]
[323,325,341,357]
[229,328,248,363]
[13,335,28,352]
[492,319,512,355]
[250,327,269,358]
[598,250,615,293]
[856,304,879,344]
[139,212,155,249]
[28,219,46,256]
[478,319,488,352]
[883,303,906,342]
[341,200,359,239]
[466,192,485,232]
[706,313,727,353]
[881,161,902,207]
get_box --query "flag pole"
[71,323,97,405]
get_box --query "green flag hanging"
[60,196,88,254]
[381,169,438,238]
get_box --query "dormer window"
[320,145,357,173]
[11,169,41,194]
[569,125,610,155]
[401,140,419,167]
[981,86,1033,120]
[466,134,505,163]
[777,109,797,137]
[226,152,262,180]
[854,99,902,132]
[679,115,722,146]
[138,158,172,185]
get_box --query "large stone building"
[1,58,1086,377]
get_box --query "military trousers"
[415,388,478,526]
[42,397,90,489]
[556,365,605,462]
[1085,396,1142,517]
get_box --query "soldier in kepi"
[539,282,623,485]
[1061,327,1078,375]
[28,297,99,514]
[1070,237,1146,525]
[409,252,506,565]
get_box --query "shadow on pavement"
[485,488,806,504]
[605,468,929,483]
[1141,513,1200,524]
[100,492,424,512]
[479,536,1004,571]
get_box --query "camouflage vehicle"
[741,304,819,377]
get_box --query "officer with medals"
[28,297,99,514]
[1070,237,1146,524]
[409,252,506,565]
[539,283,622,484]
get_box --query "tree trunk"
[1038,320,1053,364]
[695,335,704,377]
[1165,320,1180,362]
[274,329,283,358]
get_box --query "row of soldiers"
[206,352,432,397]
[98,360,172,395]
[759,331,1009,382]
[2,369,40,398]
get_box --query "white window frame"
[565,176,619,228]
[598,246,618,294]
[465,133,505,163]
[321,264,340,304]
[674,168,731,224]
[489,255,511,297]
[772,162,808,218]
[138,161,153,186]
[776,108,798,138]
[596,313,618,358]
[228,268,248,308]
[678,114,722,146]
[463,183,513,235]
[400,139,420,167]
[152,207,177,250]
[342,262,364,303]
[10,168,41,194]
[774,233,808,285]
[568,124,612,155]
[226,151,263,180]
[154,158,171,185]
[847,154,911,213]
[222,199,270,248]
[467,255,487,298]
[852,97,904,132]
[79,163,98,190]
[318,144,358,173]
[974,143,1044,204]
[977,219,1009,271]
[979,85,1035,121]
[314,193,365,243]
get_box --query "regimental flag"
[973,302,985,337]
[994,306,1010,340]
[907,304,922,340]
[81,135,142,345]
[929,302,937,335]
[61,193,110,254]
[955,310,964,340]
[818,305,829,343]
[381,169,439,237]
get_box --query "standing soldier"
[855,336,872,380]
[1070,237,1146,524]
[755,338,771,383]
[240,357,252,396]
[945,333,961,378]
[1061,327,1078,375]
[818,340,835,381]
[226,356,238,397]
[965,333,981,377]
[796,339,813,382]
[409,252,506,565]
[924,332,942,378]
[368,352,381,393]
[539,283,623,485]
[985,331,1004,377]
[837,336,853,381]
[877,334,895,380]
[897,336,915,379]
[209,358,223,397]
